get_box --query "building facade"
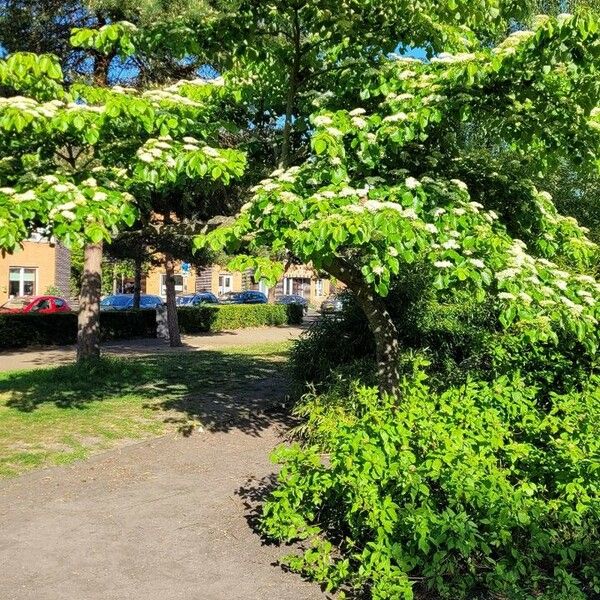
[0,236,71,304]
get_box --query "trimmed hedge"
[0,304,303,349]
[177,303,304,334]
[0,310,157,350]
[0,312,78,348]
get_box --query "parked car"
[176,292,219,306]
[0,295,71,314]
[100,294,164,311]
[320,294,344,314]
[219,290,268,304]
[276,294,308,313]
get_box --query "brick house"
[143,262,334,307]
[0,234,71,304]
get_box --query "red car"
[0,295,71,314]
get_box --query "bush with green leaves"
[177,303,302,334]
[0,310,157,349]
[262,370,600,600]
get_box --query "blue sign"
[181,262,191,276]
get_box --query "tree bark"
[326,258,402,397]
[280,8,301,168]
[77,242,103,362]
[164,252,182,347]
[133,255,142,309]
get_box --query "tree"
[199,13,600,394]
[203,0,536,167]
[0,44,246,359]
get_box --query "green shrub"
[98,310,157,341]
[290,286,495,391]
[0,304,302,350]
[0,312,78,348]
[0,310,156,349]
[177,303,301,333]
[262,372,600,600]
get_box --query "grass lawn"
[0,341,291,478]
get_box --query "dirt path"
[0,403,327,599]
[0,324,309,373]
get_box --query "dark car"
[276,294,308,313]
[100,294,164,310]
[0,295,71,314]
[319,294,344,314]
[176,292,219,306]
[219,290,268,304]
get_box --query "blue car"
[219,291,268,304]
[100,294,164,310]
[176,292,219,306]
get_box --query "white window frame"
[258,280,270,296]
[219,273,233,295]
[160,274,184,297]
[315,278,325,297]
[8,267,37,298]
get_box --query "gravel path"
[0,381,328,600]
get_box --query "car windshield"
[101,295,131,307]
[2,297,30,309]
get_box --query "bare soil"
[0,375,329,600]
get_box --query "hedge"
[177,303,304,333]
[0,310,157,350]
[0,304,303,349]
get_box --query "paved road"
[0,324,310,373]
[0,392,327,600]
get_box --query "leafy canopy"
[199,13,600,356]
[0,41,246,253]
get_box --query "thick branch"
[326,257,402,397]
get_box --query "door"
[218,274,233,295]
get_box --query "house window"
[284,277,310,297]
[9,267,37,297]
[160,274,184,296]
[219,274,233,295]
[258,280,270,296]
[283,277,293,296]
[315,278,325,297]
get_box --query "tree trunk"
[280,8,301,168]
[77,242,103,362]
[164,253,182,347]
[133,255,142,309]
[326,258,402,397]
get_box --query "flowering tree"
[206,0,536,167]
[199,13,600,394]
[0,45,245,359]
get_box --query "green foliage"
[199,14,600,373]
[0,40,246,253]
[0,310,157,349]
[177,303,302,333]
[262,375,600,600]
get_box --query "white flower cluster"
[143,89,201,107]
[383,112,409,123]
[431,52,476,64]
[0,97,64,120]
